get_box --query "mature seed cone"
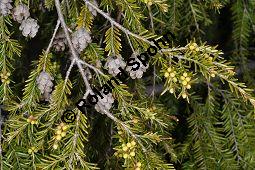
[12,4,30,23]
[71,28,92,53]
[95,92,114,114]
[19,17,39,38]
[0,0,12,16]
[87,0,98,16]
[126,53,148,79]
[104,55,126,76]
[36,71,54,101]
[52,31,67,52]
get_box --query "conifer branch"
[2,1,255,169]
[64,58,76,85]
[55,0,91,93]
[84,0,155,46]
[77,58,105,76]
[43,20,61,71]
[56,1,146,155]
[189,0,200,32]
[68,110,81,168]
[163,52,255,107]
[100,108,147,152]
[45,20,61,54]
[124,31,135,53]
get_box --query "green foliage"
[77,5,94,31]
[1,0,255,170]
[231,0,254,83]
[104,26,122,56]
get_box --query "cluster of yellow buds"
[53,123,68,149]
[227,69,235,76]
[188,42,200,52]
[27,115,38,125]
[164,66,193,99]
[0,72,10,84]
[180,72,192,99]
[117,126,124,135]
[145,106,157,120]
[55,123,68,140]
[116,126,126,143]
[28,146,38,154]
[211,2,223,10]
[164,67,178,83]
[209,69,216,78]
[180,72,191,89]
[114,141,137,159]
[134,162,142,170]
[204,54,214,62]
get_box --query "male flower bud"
[180,72,192,90]
[53,143,58,150]
[61,132,66,137]
[131,141,136,146]
[209,69,216,78]
[182,80,187,86]
[189,43,198,51]
[28,149,32,154]
[182,93,187,99]
[0,72,11,84]
[170,72,176,78]
[126,142,132,148]
[123,154,128,159]
[186,77,191,82]
[164,67,176,79]
[135,162,142,170]
[122,146,128,151]
[130,151,135,157]
[54,123,68,141]
[28,146,38,154]
[173,77,178,82]
[164,72,169,78]
[56,130,62,135]
[27,115,37,124]
[62,125,68,131]
[55,135,62,141]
